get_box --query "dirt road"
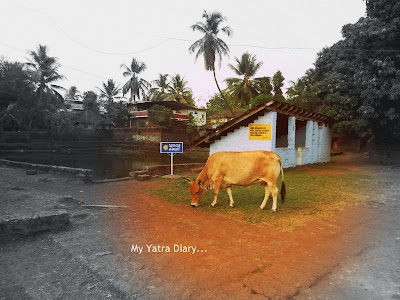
[1,155,399,299]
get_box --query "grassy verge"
[150,162,371,226]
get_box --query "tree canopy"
[287,0,400,137]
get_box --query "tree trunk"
[213,69,236,118]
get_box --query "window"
[276,114,289,148]
[295,119,307,148]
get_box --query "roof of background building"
[131,101,206,111]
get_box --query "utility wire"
[17,1,400,56]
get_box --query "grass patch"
[150,163,370,225]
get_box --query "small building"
[129,101,206,127]
[193,100,333,168]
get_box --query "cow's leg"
[211,177,223,207]
[260,182,271,210]
[226,186,234,207]
[269,181,279,212]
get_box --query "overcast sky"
[0,0,366,107]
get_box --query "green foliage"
[189,10,232,71]
[65,86,81,100]
[148,104,174,127]
[225,52,271,108]
[26,44,66,104]
[111,102,130,128]
[255,76,273,95]
[250,94,273,107]
[0,58,35,110]
[165,74,195,106]
[121,58,150,101]
[186,113,198,134]
[149,73,170,101]
[288,0,400,137]
[206,93,228,116]
[49,111,78,137]
[272,70,285,97]
[98,79,121,114]
[82,91,99,113]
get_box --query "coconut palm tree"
[65,86,81,100]
[189,10,235,117]
[98,79,122,114]
[26,44,65,104]
[272,70,285,99]
[166,74,195,106]
[149,73,170,101]
[121,58,150,102]
[225,52,264,107]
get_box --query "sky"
[0,0,366,107]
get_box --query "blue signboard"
[160,142,183,154]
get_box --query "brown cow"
[189,151,286,212]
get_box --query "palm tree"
[26,44,65,104]
[98,79,122,115]
[166,74,195,106]
[272,70,285,99]
[149,73,170,101]
[225,52,263,107]
[65,86,81,100]
[121,58,150,102]
[153,73,170,94]
[189,10,235,117]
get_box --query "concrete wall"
[209,111,331,169]
[275,120,331,167]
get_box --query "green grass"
[150,163,370,225]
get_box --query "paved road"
[296,164,400,299]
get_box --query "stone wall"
[0,159,92,181]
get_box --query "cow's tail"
[280,159,286,204]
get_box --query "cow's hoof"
[229,204,234,208]
[260,206,264,210]
[271,208,277,212]
[211,203,215,207]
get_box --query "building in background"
[193,100,333,168]
[129,101,206,127]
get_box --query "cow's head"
[189,180,206,207]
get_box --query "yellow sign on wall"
[249,123,271,140]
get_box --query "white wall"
[187,109,206,126]
[210,112,275,154]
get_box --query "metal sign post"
[170,153,175,175]
[160,142,183,175]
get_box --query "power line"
[5,0,398,57]
[0,41,122,86]
[10,2,400,56]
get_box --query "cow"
[189,151,286,212]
